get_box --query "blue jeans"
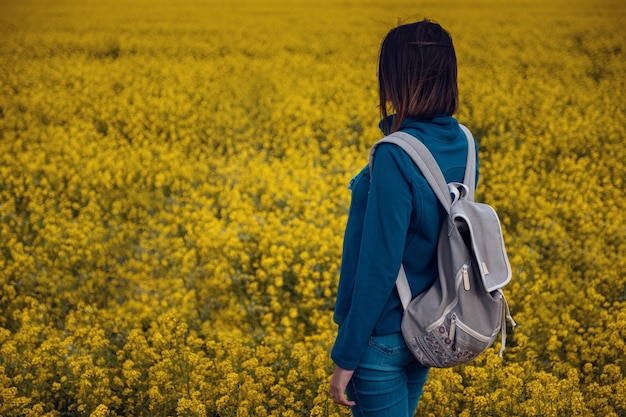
[346,332,430,417]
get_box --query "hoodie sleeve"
[331,143,414,370]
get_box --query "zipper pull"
[463,265,470,291]
[449,314,457,342]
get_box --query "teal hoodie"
[331,115,479,371]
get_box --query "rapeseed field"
[0,0,624,415]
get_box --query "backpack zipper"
[449,313,457,342]
[462,264,470,291]
[454,315,496,343]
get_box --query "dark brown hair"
[378,19,458,133]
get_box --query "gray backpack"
[369,126,516,368]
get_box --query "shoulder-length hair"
[378,19,458,133]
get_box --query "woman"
[329,19,478,416]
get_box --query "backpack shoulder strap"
[370,131,451,210]
[369,125,476,208]
[459,124,477,200]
